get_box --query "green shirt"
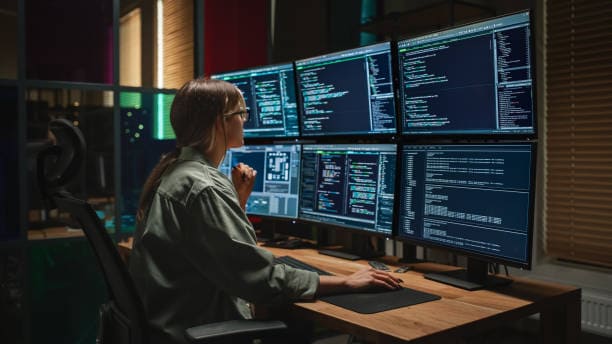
[129,147,318,344]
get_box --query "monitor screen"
[397,11,535,137]
[220,144,301,219]
[212,63,300,138]
[299,144,397,235]
[295,42,398,137]
[397,143,536,268]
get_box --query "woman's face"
[223,95,247,148]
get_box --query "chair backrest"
[52,193,148,344]
[37,118,86,198]
[38,119,148,344]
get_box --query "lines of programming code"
[347,154,378,218]
[399,145,534,264]
[399,35,494,133]
[296,42,397,136]
[367,54,397,132]
[299,145,396,235]
[398,12,534,136]
[317,153,344,214]
[495,26,534,130]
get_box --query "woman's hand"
[343,267,403,291]
[317,267,403,296]
[231,163,257,210]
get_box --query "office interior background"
[0,0,611,343]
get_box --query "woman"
[129,78,402,344]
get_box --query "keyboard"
[263,238,305,249]
[317,249,361,261]
[274,255,333,276]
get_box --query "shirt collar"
[177,146,214,167]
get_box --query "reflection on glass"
[0,87,19,241]
[26,0,113,83]
[0,248,25,343]
[0,0,17,79]
[119,0,194,88]
[120,91,175,232]
[26,88,116,238]
[120,8,142,86]
[28,241,107,343]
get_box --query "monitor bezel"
[395,10,538,140]
[394,141,537,270]
[211,62,301,139]
[297,143,398,238]
[294,41,400,139]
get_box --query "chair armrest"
[185,319,287,343]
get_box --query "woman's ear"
[215,114,224,130]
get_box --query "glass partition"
[119,0,194,88]
[28,241,107,343]
[0,248,25,343]
[0,86,19,241]
[26,87,115,238]
[119,90,175,232]
[0,0,17,79]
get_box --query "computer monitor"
[212,63,300,138]
[396,11,536,137]
[397,143,536,290]
[219,144,301,219]
[295,42,398,137]
[299,144,397,246]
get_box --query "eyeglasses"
[223,109,249,121]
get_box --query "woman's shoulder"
[159,160,234,200]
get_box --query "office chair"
[37,119,288,344]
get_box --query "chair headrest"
[37,118,87,198]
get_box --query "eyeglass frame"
[223,109,249,121]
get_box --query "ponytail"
[136,148,180,223]
[135,78,243,224]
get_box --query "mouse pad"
[319,287,441,314]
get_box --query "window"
[545,0,612,268]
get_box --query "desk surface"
[117,239,580,343]
[265,247,580,344]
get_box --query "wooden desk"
[27,226,84,240]
[265,247,580,344]
[119,239,580,343]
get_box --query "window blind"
[545,0,612,268]
[120,8,142,86]
[163,0,194,89]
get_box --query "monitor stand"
[424,258,512,291]
[398,243,427,264]
[318,235,384,261]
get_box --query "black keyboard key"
[368,261,390,271]
[394,265,412,273]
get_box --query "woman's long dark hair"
[136,78,242,222]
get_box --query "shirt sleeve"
[180,185,319,305]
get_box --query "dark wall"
[26,0,113,83]
[272,0,329,63]
[204,0,269,75]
